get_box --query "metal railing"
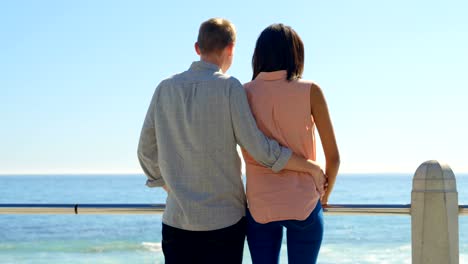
[2,203,468,215]
[0,204,409,215]
[0,203,464,215]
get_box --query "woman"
[242,24,340,264]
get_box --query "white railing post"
[411,160,459,264]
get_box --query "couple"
[138,18,340,264]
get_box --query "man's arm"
[137,86,166,188]
[229,79,323,176]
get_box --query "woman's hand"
[320,180,332,207]
[321,193,329,207]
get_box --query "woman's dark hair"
[252,24,304,81]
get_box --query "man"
[138,18,324,264]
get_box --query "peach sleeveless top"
[242,70,320,223]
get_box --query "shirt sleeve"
[137,85,166,187]
[229,79,292,172]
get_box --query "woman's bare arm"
[310,83,340,206]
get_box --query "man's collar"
[190,60,222,72]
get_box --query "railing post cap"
[412,160,456,192]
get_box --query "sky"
[1,0,467,175]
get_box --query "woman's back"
[242,70,322,224]
[243,23,339,264]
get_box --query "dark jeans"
[246,202,324,264]
[162,217,247,264]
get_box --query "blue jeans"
[246,202,323,264]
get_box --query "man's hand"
[307,161,327,196]
[282,155,328,198]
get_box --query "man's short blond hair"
[197,18,236,54]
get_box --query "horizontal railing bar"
[0,204,77,214]
[324,204,411,215]
[0,203,467,215]
[459,205,468,215]
[78,204,165,214]
[0,203,408,215]
[0,204,165,214]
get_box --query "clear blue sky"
[1,0,467,174]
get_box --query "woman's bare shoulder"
[297,79,320,88]
[307,81,327,107]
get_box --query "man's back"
[151,61,246,231]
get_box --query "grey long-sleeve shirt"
[137,60,292,231]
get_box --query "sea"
[1,173,468,264]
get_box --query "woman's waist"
[246,174,318,201]
[247,195,320,223]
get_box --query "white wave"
[141,242,162,252]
